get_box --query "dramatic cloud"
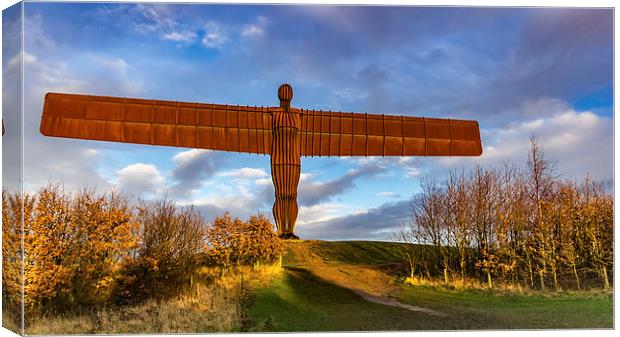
[170,149,224,199]
[298,164,386,206]
[297,200,410,240]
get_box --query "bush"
[113,197,208,302]
[205,213,285,268]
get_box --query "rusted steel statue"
[40,84,482,239]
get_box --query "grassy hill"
[249,240,613,331]
[21,240,613,334]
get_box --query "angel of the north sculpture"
[40,84,482,239]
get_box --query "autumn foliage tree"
[400,136,613,291]
[2,191,30,322]
[1,185,140,315]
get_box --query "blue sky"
[3,3,613,240]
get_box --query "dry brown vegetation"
[399,136,613,291]
[1,188,285,333]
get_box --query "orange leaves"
[205,213,284,268]
[2,185,140,310]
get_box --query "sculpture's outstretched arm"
[300,109,482,157]
[40,92,274,155]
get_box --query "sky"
[2,2,614,240]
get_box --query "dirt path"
[351,289,447,317]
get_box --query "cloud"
[201,22,228,49]
[190,179,273,223]
[9,14,151,194]
[220,167,268,179]
[94,4,200,46]
[115,163,165,197]
[87,55,143,95]
[297,200,410,240]
[241,16,268,37]
[24,14,56,50]
[161,30,197,43]
[124,3,178,35]
[378,191,401,198]
[298,164,386,206]
[16,51,120,193]
[434,100,613,182]
[170,149,224,198]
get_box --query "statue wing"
[300,109,482,157]
[40,92,273,155]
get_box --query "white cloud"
[296,203,350,227]
[404,166,421,178]
[241,25,264,37]
[25,14,56,50]
[132,3,177,34]
[255,177,273,186]
[162,30,197,43]
[241,16,268,37]
[220,167,268,179]
[437,101,613,182]
[202,22,227,49]
[115,163,165,196]
[172,149,211,164]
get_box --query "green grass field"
[249,240,613,331]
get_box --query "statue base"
[279,233,300,240]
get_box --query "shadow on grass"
[248,267,458,332]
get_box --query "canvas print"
[1,1,614,335]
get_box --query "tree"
[409,177,448,280]
[526,135,558,290]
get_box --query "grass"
[17,240,615,333]
[249,240,614,331]
[26,280,243,334]
[248,267,439,331]
[284,240,412,266]
[24,265,281,335]
[397,286,613,329]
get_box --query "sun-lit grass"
[249,268,613,331]
[250,240,614,331]
[397,284,613,329]
[24,264,282,335]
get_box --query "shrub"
[205,213,285,268]
[114,197,208,302]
